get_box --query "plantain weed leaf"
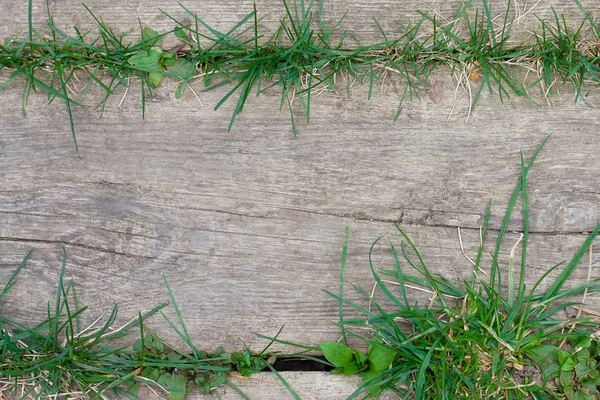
[128,49,163,72]
[525,345,558,365]
[167,59,195,79]
[362,369,385,397]
[157,372,187,400]
[343,361,361,376]
[142,27,162,47]
[560,369,573,389]
[174,26,193,46]
[141,367,161,382]
[576,361,596,377]
[368,342,396,373]
[161,51,176,67]
[353,348,368,368]
[174,26,187,41]
[557,349,576,371]
[526,345,560,383]
[320,342,354,368]
[209,372,228,387]
[149,72,163,87]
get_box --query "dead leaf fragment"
[469,68,483,82]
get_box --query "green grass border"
[0,0,599,152]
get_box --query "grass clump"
[1,0,600,152]
[276,137,599,399]
[0,250,289,399]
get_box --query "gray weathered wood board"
[1,0,600,398]
[142,372,400,399]
[2,0,599,44]
[3,372,401,399]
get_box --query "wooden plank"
[1,372,401,399]
[2,0,599,45]
[149,372,400,399]
[1,0,600,364]
[1,79,599,349]
[2,2,600,398]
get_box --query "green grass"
[0,250,299,399]
[282,136,600,399]
[1,0,599,152]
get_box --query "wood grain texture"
[150,372,400,399]
[2,372,401,400]
[1,74,599,350]
[1,2,600,398]
[2,0,599,44]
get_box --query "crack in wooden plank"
[0,237,157,260]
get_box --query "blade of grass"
[1,249,34,300]
[339,226,349,345]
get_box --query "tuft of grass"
[0,250,297,399]
[0,0,599,150]
[273,136,600,399]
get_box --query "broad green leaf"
[152,336,164,352]
[174,27,194,47]
[526,345,558,365]
[320,342,354,368]
[174,27,187,41]
[161,52,176,67]
[141,367,160,382]
[368,342,397,373]
[577,348,591,361]
[157,373,187,400]
[167,352,183,362]
[343,361,361,376]
[129,383,139,396]
[563,384,574,400]
[575,361,595,377]
[559,369,574,388]
[128,49,162,72]
[149,72,163,87]
[209,372,228,387]
[573,390,596,400]
[142,27,162,47]
[558,350,576,371]
[583,380,598,394]
[542,362,561,383]
[353,349,368,368]
[363,369,378,380]
[167,59,196,80]
[574,336,592,349]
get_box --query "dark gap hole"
[268,356,333,372]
